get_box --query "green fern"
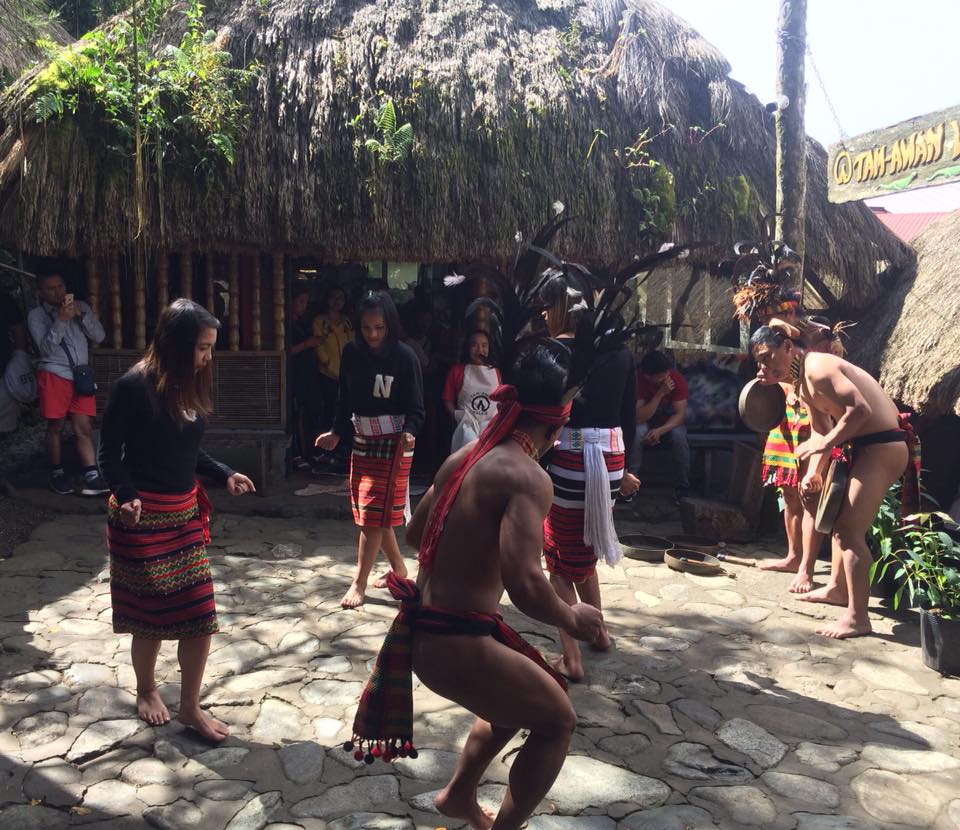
[366,98,413,164]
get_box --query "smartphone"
[64,293,74,306]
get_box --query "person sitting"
[632,350,690,501]
[442,329,501,453]
[26,272,108,496]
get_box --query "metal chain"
[805,42,848,141]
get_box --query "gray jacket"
[27,301,106,382]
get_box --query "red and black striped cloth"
[543,448,625,583]
[349,432,413,527]
[107,487,218,640]
[347,573,566,763]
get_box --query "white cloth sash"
[557,426,623,567]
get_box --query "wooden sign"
[827,104,960,203]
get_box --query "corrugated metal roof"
[871,210,949,243]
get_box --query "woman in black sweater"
[99,299,255,741]
[317,291,425,608]
[541,288,640,681]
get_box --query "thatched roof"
[850,210,960,418]
[0,0,909,307]
[0,0,70,81]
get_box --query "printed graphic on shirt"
[470,392,491,415]
[373,374,395,399]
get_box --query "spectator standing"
[27,272,108,495]
[287,286,321,470]
[442,329,501,453]
[313,284,352,433]
[632,350,690,501]
[0,284,28,433]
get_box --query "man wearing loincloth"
[751,325,913,639]
[347,345,603,830]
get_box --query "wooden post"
[84,257,100,347]
[157,250,169,317]
[205,253,215,314]
[134,245,146,351]
[250,254,262,351]
[180,249,193,300]
[109,252,122,349]
[775,0,808,284]
[228,252,240,351]
[273,252,285,350]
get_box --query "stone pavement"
[2,505,960,829]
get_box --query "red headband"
[417,384,570,570]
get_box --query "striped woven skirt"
[350,415,414,528]
[761,400,810,488]
[107,488,219,640]
[543,428,625,583]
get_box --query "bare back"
[800,353,900,437]
[418,441,553,615]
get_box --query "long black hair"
[138,298,220,426]
[355,290,404,346]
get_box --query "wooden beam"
[84,257,99,348]
[273,252,285,350]
[775,0,808,276]
[228,252,240,351]
[250,255,262,351]
[156,250,169,317]
[180,249,193,300]
[109,252,122,349]
[205,253,215,314]
[134,246,146,351]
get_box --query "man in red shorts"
[27,272,108,495]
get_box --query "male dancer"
[751,326,912,638]
[349,345,602,830]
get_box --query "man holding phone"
[27,272,108,495]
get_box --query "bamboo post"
[109,252,122,349]
[85,257,100,348]
[251,254,262,351]
[180,249,193,300]
[134,245,146,351]
[273,252,285,350]
[157,250,169,317]
[775,0,807,286]
[228,252,240,351]
[205,253,215,314]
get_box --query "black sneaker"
[674,487,689,505]
[49,469,73,495]
[80,472,110,496]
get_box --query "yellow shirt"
[313,315,352,380]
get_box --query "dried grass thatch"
[0,0,909,308]
[0,0,70,80]
[849,210,960,418]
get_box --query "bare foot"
[177,707,229,742]
[816,613,872,639]
[340,582,366,608]
[551,655,584,683]
[758,555,801,573]
[797,584,848,606]
[136,688,171,726]
[589,625,612,652]
[372,566,409,589]
[788,572,815,594]
[434,785,496,830]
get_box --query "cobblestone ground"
[2,508,960,830]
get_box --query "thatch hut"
[0,0,70,82]
[850,210,960,510]
[0,0,912,482]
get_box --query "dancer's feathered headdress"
[447,214,706,401]
[726,216,803,323]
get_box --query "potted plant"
[867,484,904,602]
[871,512,960,675]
